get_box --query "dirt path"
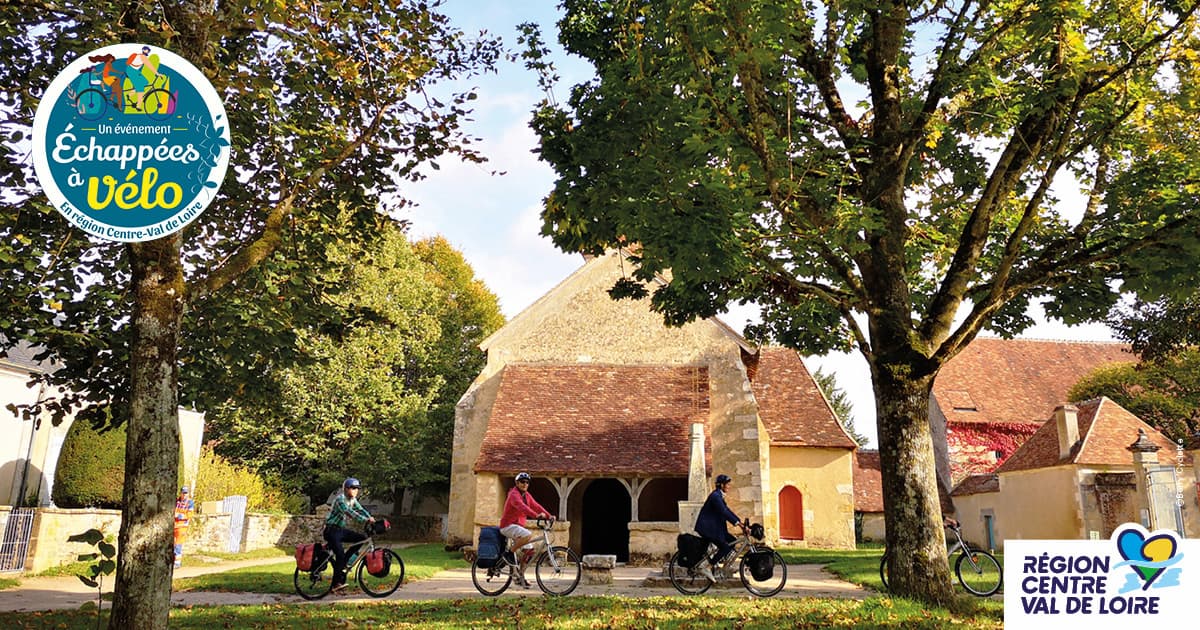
[0,562,867,612]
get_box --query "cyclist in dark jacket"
[694,474,747,581]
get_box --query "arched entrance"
[581,478,631,562]
[779,485,804,540]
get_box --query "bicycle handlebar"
[535,516,557,530]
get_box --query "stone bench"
[582,554,616,585]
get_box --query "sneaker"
[517,573,532,589]
[331,582,348,593]
[698,564,715,583]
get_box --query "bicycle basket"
[366,549,390,577]
[746,550,775,581]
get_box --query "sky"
[401,1,1118,448]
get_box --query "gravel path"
[0,561,867,612]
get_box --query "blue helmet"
[715,474,732,486]
[343,477,361,489]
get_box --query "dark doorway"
[581,478,631,562]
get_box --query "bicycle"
[668,520,788,597]
[294,522,405,600]
[75,66,175,122]
[879,521,1002,596]
[471,517,582,596]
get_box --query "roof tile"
[751,348,857,448]
[852,450,883,512]
[475,364,710,476]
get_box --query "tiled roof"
[995,397,1193,473]
[952,474,999,496]
[750,348,857,448]
[852,450,883,512]
[0,340,58,374]
[475,364,710,476]
[934,338,1133,426]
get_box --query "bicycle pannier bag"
[476,526,504,569]
[746,550,775,581]
[295,543,324,571]
[366,549,390,577]
[676,533,707,568]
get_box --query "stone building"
[952,397,1198,550]
[447,250,857,561]
[930,338,1134,489]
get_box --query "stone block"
[582,553,616,584]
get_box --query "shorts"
[500,524,530,540]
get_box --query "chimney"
[1055,404,1080,460]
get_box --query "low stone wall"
[628,521,677,566]
[242,513,325,551]
[387,515,446,542]
[25,507,123,573]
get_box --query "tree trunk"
[874,361,956,606]
[108,234,185,630]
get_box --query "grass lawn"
[778,544,1003,621]
[172,543,465,594]
[0,594,1003,629]
[0,578,18,591]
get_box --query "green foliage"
[813,369,868,446]
[52,421,126,509]
[66,527,116,628]
[1068,351,1200,442]
[1109,295,1200,361]
[193,446,305,514]
[205,227,503,505]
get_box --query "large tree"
[528,0,1200,604]
[205,228,503,505]
[0,1,500,627]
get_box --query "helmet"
[180,486,189,494]
[515,472,532,483]
[715,474,732,486]
[343,477,361,489]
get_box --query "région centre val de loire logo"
[1005,522,1193,628]
[33,44,230,242]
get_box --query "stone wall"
[25,507,122,573]
[21,508,332,573]
[627,521,677,566]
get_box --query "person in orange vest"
[173,486,194,568]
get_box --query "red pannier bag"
[366,548,390,577]
[295,543,322,571]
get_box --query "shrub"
[194,446,306,514]
[52,420,127,509]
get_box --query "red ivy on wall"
[947,422,1040,483]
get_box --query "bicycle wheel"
[955,549,1003,596]
[471,557,512,596]
[294,558,333,600]
[534,546,581,596]
[143,88,176,120]
[76,88,107,121]
[667,551,712,595]
[356,548,405,598]
[879,551,890,593]
[739,550,788,597]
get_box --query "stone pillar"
[678,423,708,533]
[1127,429,1161,528]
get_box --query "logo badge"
[1113,524,1183,592]
[32,44,230,242]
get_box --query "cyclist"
[694,473,747,582]
[500,472,552,588]
[324,477,375,592]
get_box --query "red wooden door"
[779,485,805,540]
